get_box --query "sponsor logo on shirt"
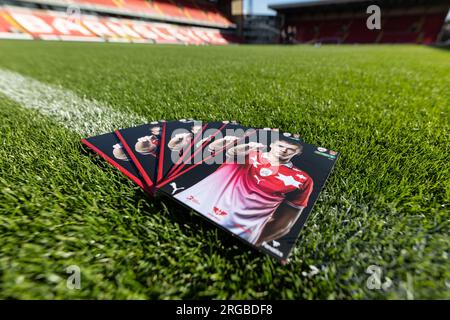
[186,195,200,205]
[213,206,228,216]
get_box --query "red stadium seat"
[316,19,352,43]
[7,8,103,41]
[201,1,231,25]
[379,14,420,43]
[295,21,319,43]
[383,15,421,31]
[381,32,419,43]
[220,32,242,44]
[3,6,236,45]
[0,10,15,33]
[275,0,449,45]
[153,0,188,19]
[344,18,381,43]
[0,8,34,39]
[76,0,120,9]
[122,0,159,15]
[287,8,446,45]
[178,0,208,22]
[54,0,232,27]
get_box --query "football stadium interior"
[0,0,240,44]
[0,0,449,301]
[1,0,449,44]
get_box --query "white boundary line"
[0,68,147,136]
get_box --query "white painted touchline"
[0,68,147,136]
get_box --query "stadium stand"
[153,0,187,19]
[421,12,449,43]
[0,7,33,39]
[344,18,381,43]
[271,0,450,44]
[0,0,237,44]
[0,4,232,44]
[13,0,234,27]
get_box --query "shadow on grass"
[429,44,450,52]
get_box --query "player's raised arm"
[207,135,239,153]
[226,141,265,157]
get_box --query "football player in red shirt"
[174,136,313,248]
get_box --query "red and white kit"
[174,150,313,243]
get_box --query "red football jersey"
[244,150,313,209]
[174,150,313,244]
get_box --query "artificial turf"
[0,40,448,299]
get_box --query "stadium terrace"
[1,0,448,45]
[270,0,449,44]
[0,0,240,44]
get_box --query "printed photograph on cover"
[158,119,205,183]
[164,121,245,180]
[158,129,338,262]
[115,121,165,189]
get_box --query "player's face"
[151,127,160,135]
[112,143,128,161]
[269,140,300,162]
[191,125,201,134]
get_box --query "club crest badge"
[259,168,273,177]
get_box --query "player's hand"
[137,135,151,142]
[254,239,263,247]
[248,142,265,150]
[112,143,129,161]
[173,132,191,142]
[223,136,239,142]
[172,133,193,146]
[195,137,210,148]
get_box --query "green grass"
[0,40,448,299]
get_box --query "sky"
[243,0,309,15]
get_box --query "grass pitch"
[0,40,448,299]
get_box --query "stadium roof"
[269,0,369,11]
[269,0,450,11]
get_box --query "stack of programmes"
[82,119,339,264]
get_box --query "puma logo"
[169,182,185,195]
